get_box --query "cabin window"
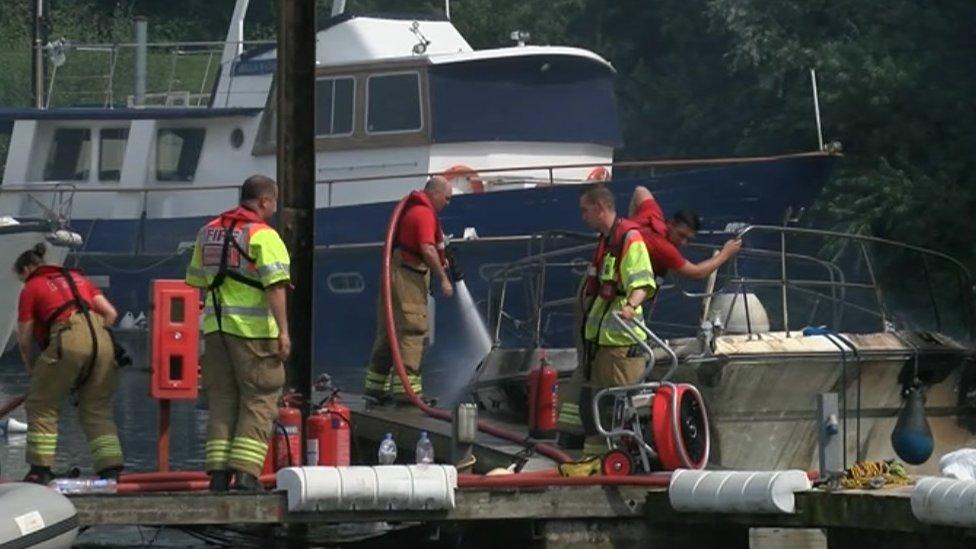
[326,272,365,294]
[366,72,422,134]
[156,128,205,182]
[315,77,354,137]
[99,128,129,181]
[43,128,91,181]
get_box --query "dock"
[69,485,976,548]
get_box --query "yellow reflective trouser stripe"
[89,435,122,459]
[230,437,268,466]
[206,439,231,464]
[558,402,582,426]
[364,370,390,391]
[27,432,57,455]
[391,372,423,394]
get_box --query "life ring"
[652,383,710,470]
[442,164,485,193]
[586,166,611,181]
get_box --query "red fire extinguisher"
[528,351,559,439]
[306,375,352,466]
[262,392,303,474]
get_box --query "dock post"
[817,392,843,478]
[452,403,477,470]
[276,0,316,416]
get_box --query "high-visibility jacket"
[185,206,291,339]
[583,218,656,346]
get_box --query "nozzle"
[446,246,464,282]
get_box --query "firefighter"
[363,175,454,405]
[185,174,291,492]
[572,183,657,457]
[15,243,123,484]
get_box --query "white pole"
[810,68,824,151]
[332,0,347,17]
[445,0,451,19]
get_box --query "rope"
[840,460,912,489]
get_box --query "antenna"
[810,68,824,152]
[445,0,451,19]
[332,0,347,17]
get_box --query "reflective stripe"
[230,437,268,466]
[203,305,270,317]
[186,265,209,279]
[625,270,654,288]
[258,262,290,278]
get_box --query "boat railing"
[484,224,976,348]
[40,39,275,109]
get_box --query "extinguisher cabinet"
[149,280,200,400]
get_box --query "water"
[415,431,434,464]
[377,432,397,465]
[438,280,493,403]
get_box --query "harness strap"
[56,268,100,398]
[207,219,265,332]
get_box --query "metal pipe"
[810,68,824,151]
[32,0,47,109]
[134,17,148,107]
[780,222,790,336]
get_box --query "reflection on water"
[1,364,207,481]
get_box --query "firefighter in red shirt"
[628,186,741,279]
[14,243,123,484]
[364,176,454,405]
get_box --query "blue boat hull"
[68,155,834,402]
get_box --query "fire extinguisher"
[263,391,303,474]
[528,351,558,439]
[306,374,352,466]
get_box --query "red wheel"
[651,384,710,470]
[602,450,633,476]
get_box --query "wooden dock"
[69,485,976,548]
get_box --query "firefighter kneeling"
[15,243,124,484]
[574,184,656,458]
[186,175,292,492]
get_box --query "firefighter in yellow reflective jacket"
[186,175,291,492]
[576,183,656,458]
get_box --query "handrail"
[0,151,837,195]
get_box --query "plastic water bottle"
[378,432,397,465]
[415,431,434,464]
[49,478,117,494]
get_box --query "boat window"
[99,128,129,181]
[326,272,365,294]
[156,128,205,182]
[43,128,91,181]
[315,77,354,137]
[366,72,422,134]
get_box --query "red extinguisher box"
[149,280,200,400]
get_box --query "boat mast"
[221,0,250,67]
[31,0,48,108]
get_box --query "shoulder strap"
[57,268,100,397]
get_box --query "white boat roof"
[311,13,613,70]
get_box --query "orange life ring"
[586,166,611,181]
[442,164,485,193]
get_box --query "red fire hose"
[380,196,572,464]
[0,394,26,420]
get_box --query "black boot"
[98,466,123,482]
[209,470,232,492]
[231,471,264,492]
[23,466,54,485]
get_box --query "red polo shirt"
[397,203,438,264]
[18,265,101,344]
[630,198,687,275]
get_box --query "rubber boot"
[232,471,264,492]
[98,466,123,482]
[209,470,232,492]
[23,465,54,485]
